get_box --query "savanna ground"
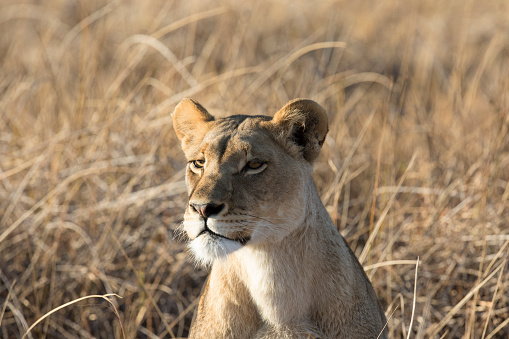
[1,0,508,338]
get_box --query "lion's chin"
[189,233,243,267]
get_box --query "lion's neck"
[235,178,332,263]
[225,180,342,324]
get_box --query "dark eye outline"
[246,161,263,169]
[189,159,205,173]
[244,159,267,174]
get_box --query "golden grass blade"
[481,260,506,339]
[119,34,198,87]
[484,238,509,276]
[146,66,261,120]
[244,41,346,98]
[340,72,394,90]
[485,318,509,339]
[158,297,200,338]
[0,279,16,328]
[368,108,387,262]
[0,4,68,29]
[0,155,40,181]
[22,294,124,339]
[364,260,419,271]
[58,0,120,60]
[406,257,419,339]
[377,304,399,339]
[151,7,228,39]
[359,153,417,264]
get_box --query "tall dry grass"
[1,0,508,338]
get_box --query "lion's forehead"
[199,117,278,164]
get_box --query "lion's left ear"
[269,99,328,163]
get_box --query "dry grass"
[1,0,508,338]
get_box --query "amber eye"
[246,161,263,170]
[190,159,205,171]
[244,160,267,174]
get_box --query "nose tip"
[190,203,225,219]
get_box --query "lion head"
[173,98,328,266]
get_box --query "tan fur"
[173,98,388,339]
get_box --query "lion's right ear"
[269,99,328,163]
[172,98,214,150]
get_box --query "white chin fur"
[189,234,243,267]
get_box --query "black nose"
[190,203,225,219]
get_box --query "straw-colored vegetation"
[1,0,508,338]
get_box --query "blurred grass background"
[1,0,508,338]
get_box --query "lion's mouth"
[198,226,250,245]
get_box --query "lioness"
[173,98,388,338]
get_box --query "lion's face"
[181,116,309,265]
[173,99,328,266]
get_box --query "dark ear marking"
[270,99,328,163]
[189,99,211,118]
[291,124,307,150]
